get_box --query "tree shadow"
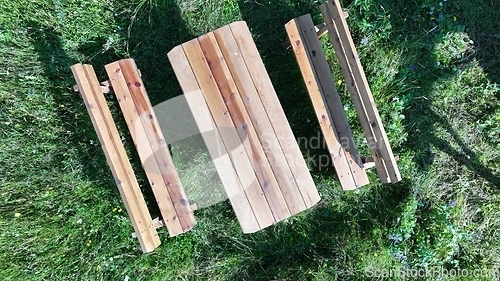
[26,20,112,185]
[26,0,194,218]
[375,0,500,186]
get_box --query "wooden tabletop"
[168,21,320,233]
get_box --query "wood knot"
[134,82,141,87]
[295,40,301,46]
[115,68,121,73]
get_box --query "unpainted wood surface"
[229,21,321,207]
[180,39,276,229]
[71,64,159,253]
[168,45,261,233]
[198,32,291,221]
[213,25,308,214]
[287,15,370,189]
[322,0,401,183]
[105,60,185,236]
[113,59,195,231]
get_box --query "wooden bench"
[71,60,195,253]
[168,21,321,233]
[285,0,401,190]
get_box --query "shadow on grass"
[26,20,114,187]
[378,0,500,186]
[25,0,194,219]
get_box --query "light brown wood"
[180,39,276,228]
[105,61,185,237]
[213,25,308,213]
[71,64,159,253]
[294,15,370,189]
[320,3,389,182]
[229,21,321,207]
[198,32,291,221]
[167,45,261,233]
[285,17,358,190]
[113,59,196,231]
[321,0,401,183]
[186,90,262,232]
[282,10,348,49]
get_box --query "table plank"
[213,25,308,214]
[198,32,291,221]
[168,46,261,233]
[180,39,275,228]
[229,21,321,206]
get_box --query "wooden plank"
[179,40,276,228]
[213,25,308,214]
[71,64,159,253]
[167,45,261,233]
[285,17,357,190]
[113,59,196,231]
[320,3,389,182]
[186,90,261,233]
[105,61,185,237]
[322,0,401,183]
[294,15,370,189]
[198,32,291,221]
[229,21,321,207]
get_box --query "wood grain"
[229,21,321,207]
[71,64,159,253]
[105,60,185,236]
[168,45,261,233]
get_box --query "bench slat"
[285,18,355,189]
[71,64,159,253]
[213,25,308,214]
[198,32,291,222]
[321,0,401,183]
[105,60,185,236]
[168,46,261,233]
[180,39,276,229]
[111,59,196,231]
[229,21,321,207]
[286,15,370,190]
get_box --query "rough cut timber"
[105,59,196,236]
[168,21,321,233]
[71,63,160,253]
[320,0,401,183]
[285,14,370,190]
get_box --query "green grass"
[1,0,499,280]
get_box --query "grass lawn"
[1,0,499,280]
